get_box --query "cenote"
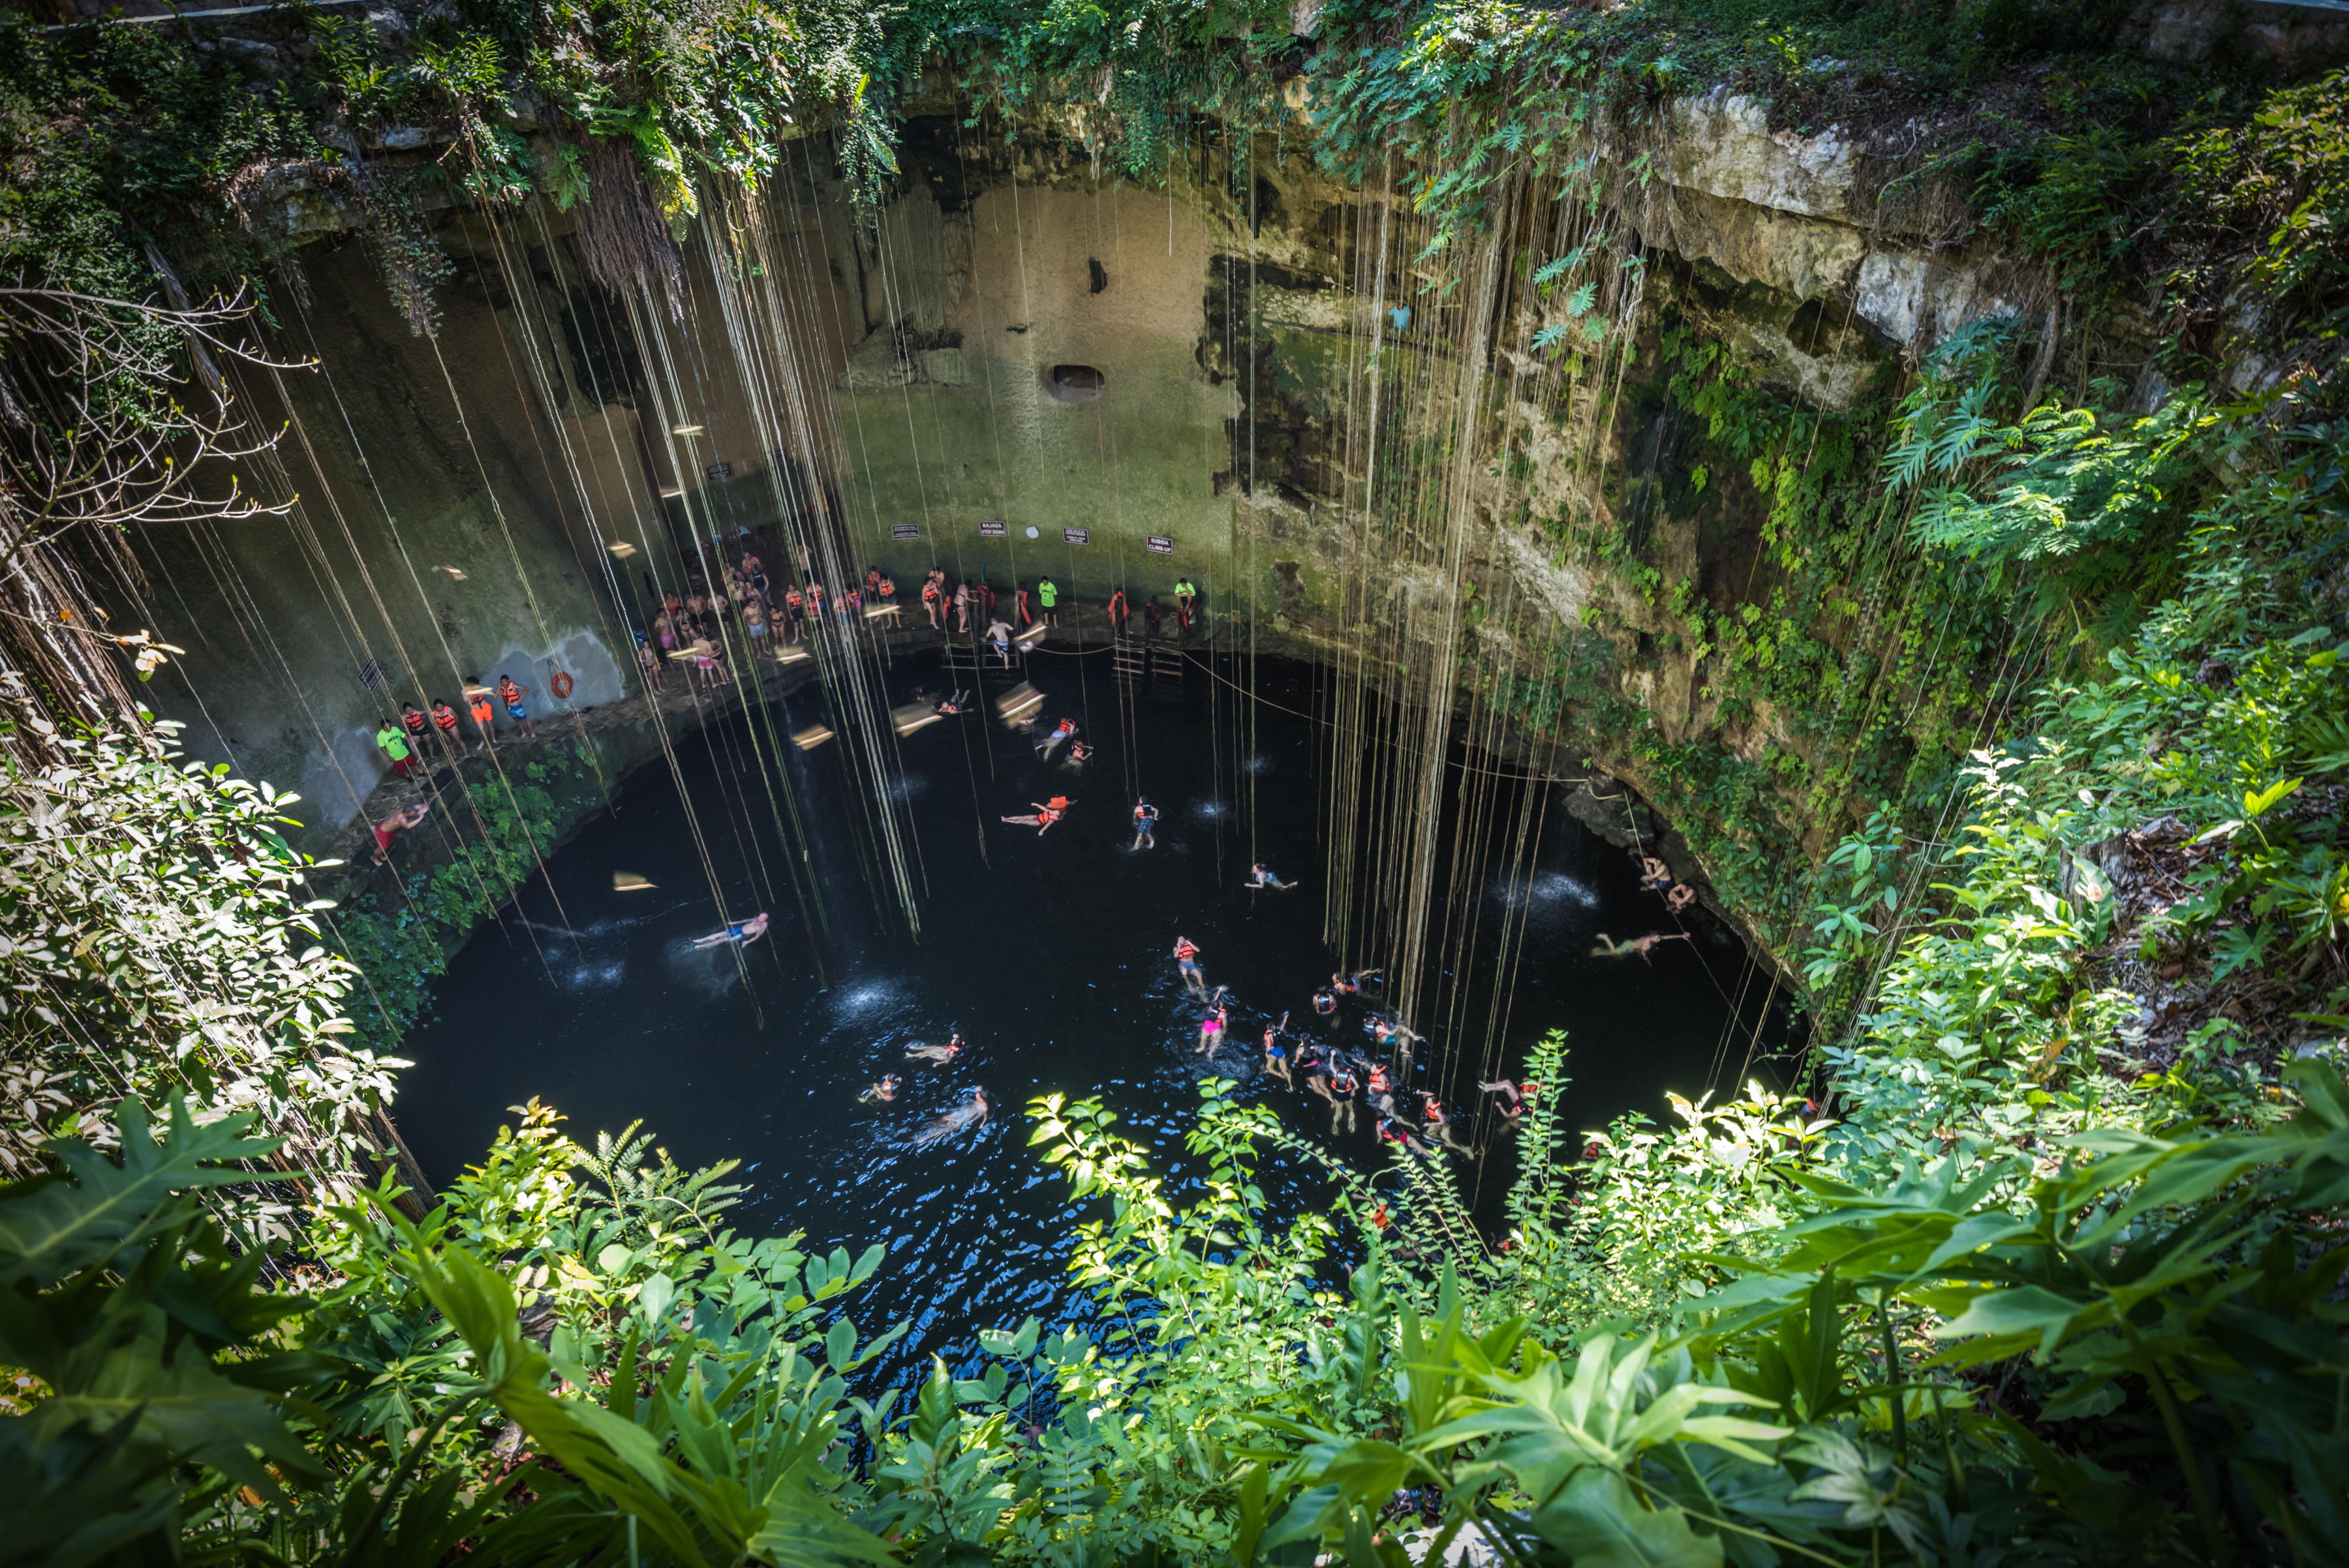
[399,651,1787,1386]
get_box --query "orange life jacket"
[1175,941,1197,961]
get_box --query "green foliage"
[0,685,394,1231]
[328,748,589,1053]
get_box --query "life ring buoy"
[549,670,574,699]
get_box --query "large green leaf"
[0,1100,278,1288]
[1530,1469,1724,1567]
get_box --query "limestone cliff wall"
[121,82,2059,949]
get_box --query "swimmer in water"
[1331,968,1379,997]
[1131,797,1161,850]
[1368,1016,1423,1051]
[1312,985,1337,1019]
[1422,1095,1469,1153]
[859,1074,902,1105]
[1327,1060,1360,1135]
[690,912,770,949]
[1246,863,1300,891]
[1039,716,1078,760]
[1173,934,1206,996]
[1591,931,1692,963]
[1479,1078,1535,1118]
[1064,740,1092,769]
[1262,1013,1293,1086]
[1001,798,1069,834]
[906,1033,966,1064]
[912,1088,990,1149]
[1195,988,1230,1056]
[934,689,972,716]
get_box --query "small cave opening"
[1045,364,1106,404]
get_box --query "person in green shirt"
[374,720,416,778]
[1037,576,1059,628]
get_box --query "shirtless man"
[1591,931,1693,963]
[690,912,769,949]
[1640,855,1672,893]
[369,802,431,865]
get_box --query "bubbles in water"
[1189,799,1228,822]
[834,977,908,1017]
[566,961,626,989]
[887,774,931,804]
[1496,870,1599,910]
[1243,754,1274,775]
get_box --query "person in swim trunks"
[1131,797,1159,850]
[371,802,430,864]
[375,720,416,779]
[1262,1013,1293,1086]
[430,698,463,763]
[1001,797,1069,834]
[467,688,497,752]
[690,912,769,949]
[497,675,536,738]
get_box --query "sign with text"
[1062,528,1090,546]
[978,519,1007,538]
[1145,535,1175,555]
[889,523,921,540]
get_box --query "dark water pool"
[394,653,1787,1387]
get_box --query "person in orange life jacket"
[1369,1015,1423,1051]
[1131,797,1159,850]
[497,675,536,738]
[399,700,429,753]
[1172,934,1206,995]
[429,698,465,763]
[1479,1078,1537,1120]
[1422,1095,1469,1152]
[919,576,941,629]
[806,582,826,625]
[859,1073,902,1105]
[1326,1059,1360,1134]
[784,585,805,641]
[1000,797,1069,834]
[1262,1013,1293,1086]
[1064,740,1092,769]
[1107,587,1129,636]
[467,688,498,752]
[1366,1060,1398,1118]
[1039,716,1077,760]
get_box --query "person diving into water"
[1591,931,1693,962]
[912,1089,990,1149]
[906,1032,967,1064]
[690,912,769,949]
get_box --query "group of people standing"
[641,554,902,692]
[917,568,1206,643]
[373,674,535,780]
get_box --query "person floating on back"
[1173,934,1205,996]
[1001,797,1069,834]
[690,912,769,949]
[859,1074,902,1105]
[906,1033,966,1064]
[911,1088,990,1149]
[1246,862,1299,891]
[1590,931,1691,962]
[1039,716,1077,760]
